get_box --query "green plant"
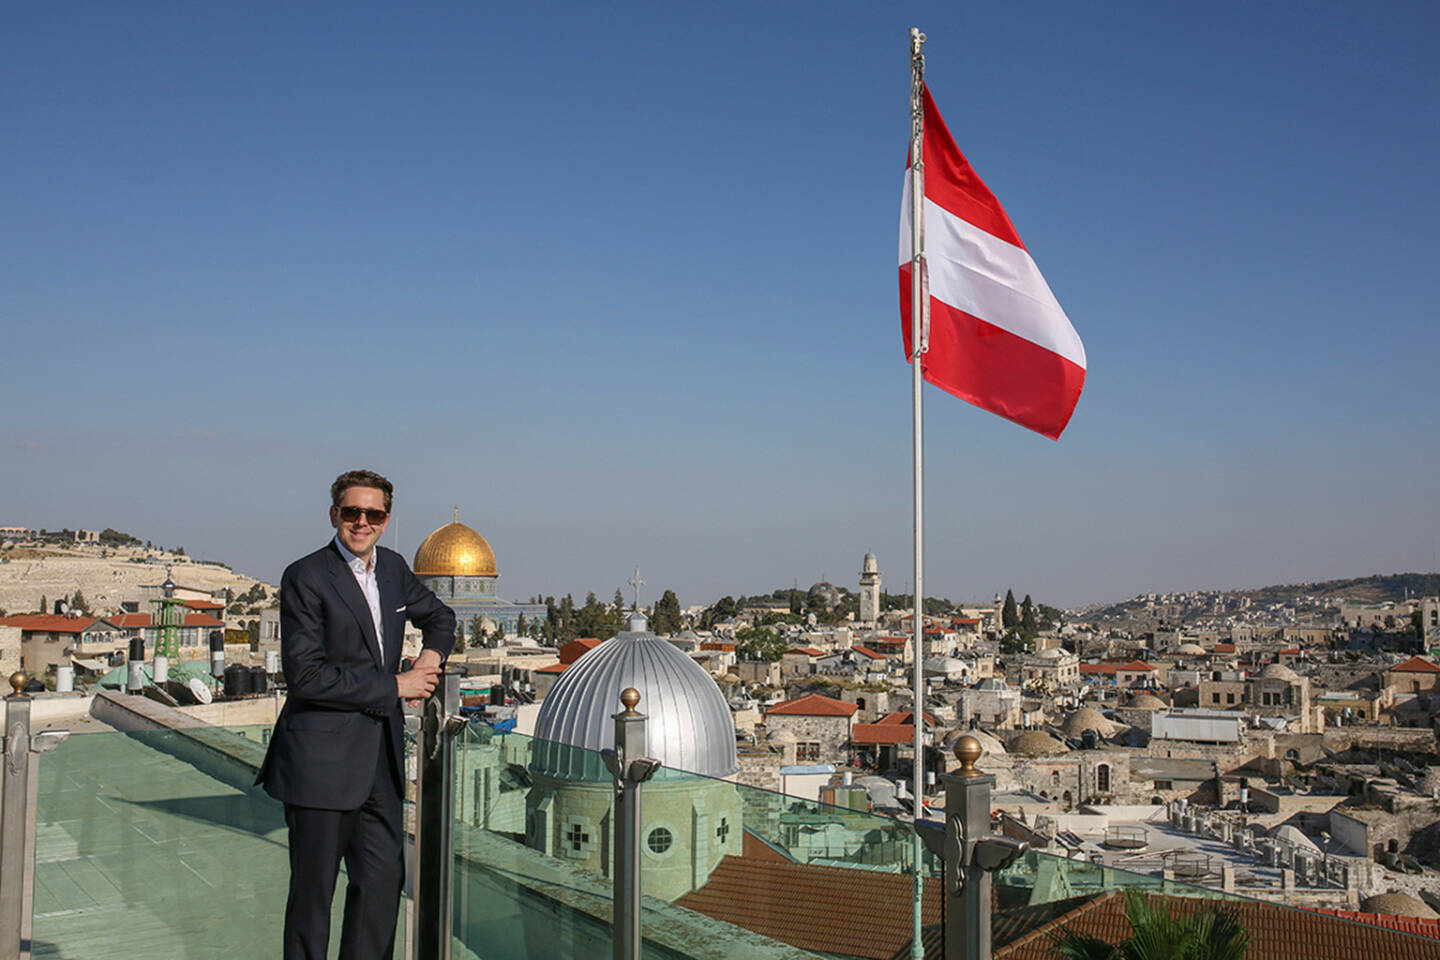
[1050,890,1250,960]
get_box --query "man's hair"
[331,469,394,512]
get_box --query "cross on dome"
[627,566,646,611]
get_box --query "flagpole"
[907,25,928,960]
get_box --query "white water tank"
[56,665,75,692]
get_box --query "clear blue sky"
[4,2,1438,609]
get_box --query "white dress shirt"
[335,536,384,662]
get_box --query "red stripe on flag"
[901,265,1085,441]
[911,86,1026,250]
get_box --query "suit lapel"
[327,542,383,669]
[377,550,403,671]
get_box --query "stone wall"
[0,625,20,676]
[762,714,851,764]
[1323,725,1435,755]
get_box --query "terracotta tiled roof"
[675,855,940,960]
[0,614,107,633]
[1391,656,1440,673]
[1116,660,1156,671]
[1215,643,1236,653]
[184,600,224,611]
[183,613,224,627]
[954,617,982,625]
[558,637,602,664]
[851,723,915,745]
[1080,663,1120,675]
[991,890,1440,960]
[739,828,794,863]
[876,711,937,726]
[852,645,886,659]
[1313,907,1440,940]
[535,663,568,674]
[785,647,825,657]
[765,693,857,718]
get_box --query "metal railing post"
[927,735,1027,960]
[2,672,68,960]
[413,667,464,960]
[602,688,660,960]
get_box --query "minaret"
[859,552,881,625]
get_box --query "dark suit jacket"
[256,540,455,810]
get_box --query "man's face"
[330,485,390,560]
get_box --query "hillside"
[0,542,274,620]
[1077,572,1438,623]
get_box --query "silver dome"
[532,613,738,780]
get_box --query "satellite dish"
[189,677,213,704]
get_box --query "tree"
[1003,589,1019,630]
[652,589,682,635]
[614,588,626,614]
[1049,890,1250,960]
[1021,594,1038,638]
[455,622,469,653]
[735,626,787,661]
[39,594,49,615]
[516,612,527,637]
[544,596,559,643]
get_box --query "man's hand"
[396,661,442,702]
[413,648,444,672]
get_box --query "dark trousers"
[283,737,404,960]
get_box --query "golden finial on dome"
[620,687,641,715]
[954,734,983,777]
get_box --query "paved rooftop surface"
[30,729,407,959]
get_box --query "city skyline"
[4,3,1438,609]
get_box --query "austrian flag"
[900,85,1086,440]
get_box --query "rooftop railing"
[6,676,1440,960]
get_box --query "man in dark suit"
[257,469,455,960]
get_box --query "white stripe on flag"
[900,176,1086,370]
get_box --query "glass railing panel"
[449,725,614,959]
[31,723,407,959]
[639,761,939,960]
[449,725,941,960]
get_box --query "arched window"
[1096,763,1111,793]
[1051,770,1061,787]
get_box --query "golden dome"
[413,519,497,577]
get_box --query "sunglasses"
[337,505,389,524]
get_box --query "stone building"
[762,693,857,764]
[858,551,881,625]
[1385,656,1440,695]
[1021,647,1080,689]
[998,732,1133,808]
